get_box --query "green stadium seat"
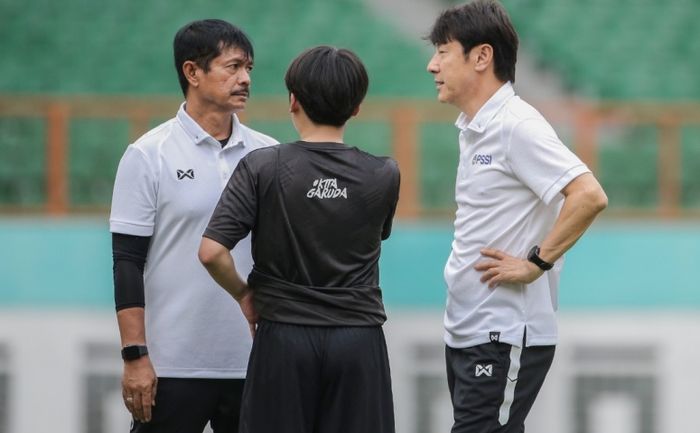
[598,127,659,208]
[420,123,459,210]
[0,119,47,205]
[1,0,699,213]
[508,0,700,100]
[68,119,129,206]
[1,0,433,97]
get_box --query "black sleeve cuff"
[202,229,238,251]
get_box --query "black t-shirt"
[204,140,400,326]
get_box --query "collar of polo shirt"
[176,102,245,148]
[455,82,515,134]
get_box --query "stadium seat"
[0,119,46,205]
[598,127,659,208]
[420,124,459,210]
[1,0,699,211]
[68,120,129,206]
[507,0,700,100]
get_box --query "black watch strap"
[527,246,553,271]
[121,344,148,361]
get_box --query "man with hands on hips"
[426,1,608,432]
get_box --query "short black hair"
[173,19,254,96]
[429,0,518,83]
[285,46,369,127]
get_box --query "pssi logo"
[472,154,492,165]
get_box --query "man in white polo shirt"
[109,19,276,433]
[426,1,608,432]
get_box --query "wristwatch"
[527,246,553,271]
[121,344,148,361]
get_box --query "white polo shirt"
[444,82,590,349]
[110,103,277,378]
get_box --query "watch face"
[527,246,540,262]
[527,246,553,271]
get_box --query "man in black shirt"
[199,46,399,433]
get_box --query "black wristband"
[527,245,553,271]
[121,345,148,361]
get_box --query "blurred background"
[1,0,699,432]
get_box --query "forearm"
[539,173,607,263]
[112,233,151,346]
[207,258,248,300]
[476,175,606,288]
[199,237,248,300]
[117,306,157,423]
[204,258,248,300]
[117,307,147,346]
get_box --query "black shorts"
[130,377,244,433]
[240,320,395,433]
[445,340,555,433]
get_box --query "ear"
[473,44,494,73]
[289,93,300,113]
[182,60,200,88]
[351,105,360,117]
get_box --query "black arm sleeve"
[112,233,151,311]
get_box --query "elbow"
[579,186,608,215]
[564,173,607,216]
[591,188,608,214]
[198,242,220,269]
[198,249,212,269]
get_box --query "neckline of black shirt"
[293,140,353,150]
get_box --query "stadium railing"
[1,95,699,219]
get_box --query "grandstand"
[0,0,431,96]
[1,0,699,213]
[504,0,700,101]
[502,0,700,209]
[0,0,434,208]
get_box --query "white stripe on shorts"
[498,344,522,426]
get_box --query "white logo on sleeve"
[475,364,493,377]
[306,178,348,199]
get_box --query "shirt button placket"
[218,151,230,187]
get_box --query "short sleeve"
[109,146,158,236]
[381,160,400,240]
[203,157,258,250]
[507,118,590,205]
